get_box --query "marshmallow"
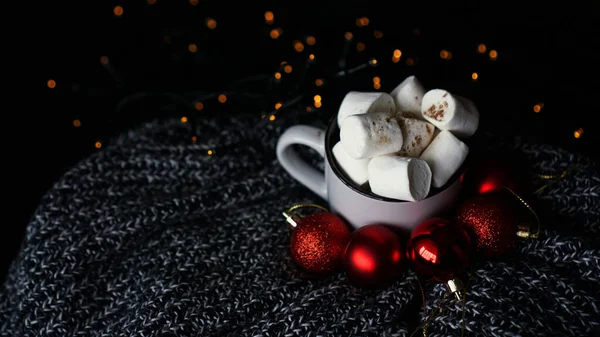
[396,117,436,157]
[368,155,432,202]
[419,130,469,188]
[340,111,404,159]
[332,141,370,186]
[337,91,395,127]
[390,76,426,120]
[421,89,479,138]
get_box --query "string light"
[573,128,584,138]
[269,115,276,121]
[471,72,478,81]
[533,103,543,113]
[188,44,197,53]
[191,136,197,144]
[373,76,381,89]
[356,42,365,52]
[264,11,274,24]
[306,36,316,45]
[274,72,282,80]
[113,5,123,17]
[355,17,369,27]
[344,32,353,40]
[194,102,204,110]
[309,54,315,61]
[477,44,487,54]
[489,50,498,60]
[218,94,227,103]
[47,79,56,89]
[270,28,282,39]
[73,119,81,127]
[284,65,292,73]
[315,79,323,86]
[275,102,283,110]
[207,149,214,155]
[440,50,452,60]
[294,41,304,52]
[392,49,402,63]
[313,95,322,103]
[95,141,102,149]
[206,18,217,29]
[374,30,383,39]
[181,116,188,123]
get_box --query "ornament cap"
[517,223,539,239]
[445,278,465,301]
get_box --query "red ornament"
[461,155,525,196]
[343,224,405,288]
[289,212,351,275]
[455,191,520,259]
[406,217,472,283]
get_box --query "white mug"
[276,118,464,232]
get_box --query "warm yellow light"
[306,36,316,45]
[356,42,365,51]
[113,6,123,16]
[373,82,381,89]
[477,44,486,54]
[305,106,312,112]
[188,44,197,53]
[47,79,56,88]
[392,56,400,63]
[274,72,282,79]
[95,141,102,149]
[345,32,353,40]
[191,136,197,144]
[440,50,451,59]
[206,18,217,29]
[471,72,478,80]
[195,102,204,110]
[489,50,498,60]
[315,79,323,86]
[294,41,304,52]
[371,58,377,65]
[100,56,109,65]
[269,115,276,121]
[309,54,315,60]
[147,0,156,4]
[573,128,583,138]
[374,30,383,39]
[207,150,214,155]
[533,104,541,113]
[270,28,282,39]
[73,119,81,127]
[393,49,402,58]
[189,0,198,5]
[181,116,188,123]
[355,17,369,27]
[275,102,283,110]
[314,101,322,108]
[373,76,380,83]
[313,95,322,103]
[280,61,287,66]
[218,94,227,103]
[264,11,274,24]
[284,65,292,73]
[406,57,415,66]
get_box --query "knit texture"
[1,115,598,337]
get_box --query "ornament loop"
[503,186,542,240]
[282,203,329,228]
[533,165,577,195]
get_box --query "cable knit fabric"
[1,116,598,337]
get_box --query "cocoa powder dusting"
[444,101,449,107]
[424,103,445,121]
[415,135,422,145]
[378,135,390,145]
[443,92,448,97]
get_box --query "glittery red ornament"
[406,217,472,283]
[461,155,526,196]
[343,225,405,288]
[289,212,351,275]
[455,191,519,259]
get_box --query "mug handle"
[276,125,327,200]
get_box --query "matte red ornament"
[406,217,472,283]
[455,191,520,259]
[343,224,405,288]
[461,155,525,196]
[289,212,351,275]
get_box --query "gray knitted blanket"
[1,116,598,337]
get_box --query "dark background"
[6,1,600,281]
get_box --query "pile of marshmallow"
[333,75,478,202]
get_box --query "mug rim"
[324,116,467,203]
